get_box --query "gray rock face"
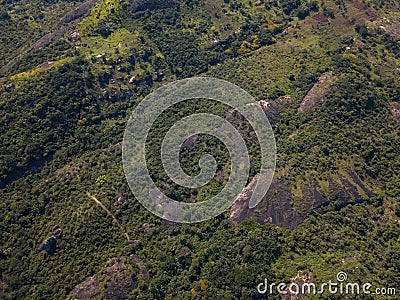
[68,32,80,42]
[230,176,303,229]
[39,236,57,254]
[102,90,110,100]
[73,277,100,300]
[4,84,13,92]
[230,169,372,229]
[52,224,60,231]
[391,105,400,119]
[114,194,128,206]
[298,74,336,114]
[103,262,137,300]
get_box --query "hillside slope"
[1,0,400,299]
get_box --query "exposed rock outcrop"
[114,194,128,206]
[103,259,138,300]
[298,74,336,113]
[68,32,80,42]
[71,255,148,299]
[258,100,281,124]
[38,236,57,254]
[230,175,261,223]
[182,134,198,148]
[73,277,100,300]
[230,169,372,229]
[230,177,305,229]
[391,104,400,119]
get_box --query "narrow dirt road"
[86,192,132,242]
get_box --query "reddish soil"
[312,13,329,24]
[386,21,400,37]
[347,0,378,21]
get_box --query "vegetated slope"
[1,0,400,299]
[0,0,89,73]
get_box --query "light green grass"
[80,28,140,58]
[79,0,126,35]
[10,57,76,80]
[207,23,340,100]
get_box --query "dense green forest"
[1,0,400,299]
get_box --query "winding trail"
[86,192,131,242]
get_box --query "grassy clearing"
[79,28,140,58]
[10,57,76,80]
[202,0,281,38]
[79,0,125,35]
[207,22,340,101]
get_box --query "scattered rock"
[391,104,400,119]
[142,223,152,233]
[68,31,80,42]
[312,13,329,24]
[102,90,110,100]
[73,277,100,300]
[106,262,122,276]
[182,134,198,148]
[52,224,60,231]
[279,95,292,103]
[4,84,13,92]
[161,219,178,230]
[39,236,57,254]
[130,254,142,263]
[114,194,128,206]
[209,38,219,46]
[155,71,164,82]
[342,256,357,263]
[377,214,387,226]
[54,229,62,238]
[259,100,271,109]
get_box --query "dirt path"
[86,192,132,242]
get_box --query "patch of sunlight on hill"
[207,23,340,101]
[79,0,126,35]
[10,57,76,80]
[80,28,140,59]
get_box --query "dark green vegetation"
[1,0,400,299]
